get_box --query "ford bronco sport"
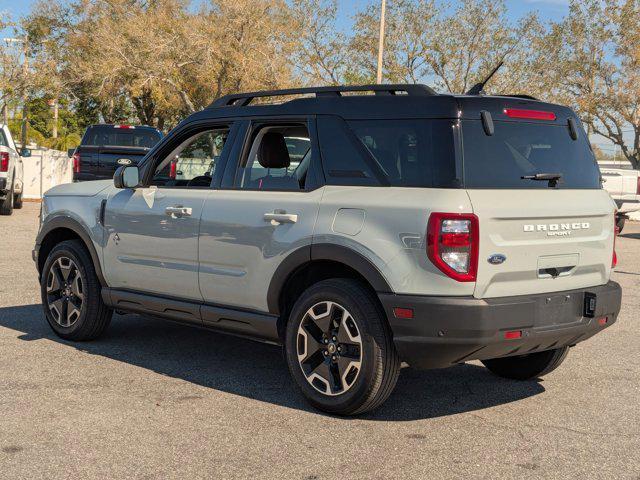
[34,85,622,415]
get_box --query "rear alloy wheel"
[296,301,363,396]
[41,240,112,341]
[482,346,569,380]
[285,279,400,415]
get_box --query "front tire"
[481,346,569,380]
[616,215,625,233]
[40,239,112,341]
[285,279,400,415]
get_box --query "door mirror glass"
[114,165,140,189]
[20,148,31,157]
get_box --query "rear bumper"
[379,281,622,369]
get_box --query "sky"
[1,0,571,35]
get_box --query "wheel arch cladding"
[36,218,106,287]
[268,243,393,337]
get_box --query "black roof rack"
[209,84,437,108]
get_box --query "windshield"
[82,126,162,148]
[462,120,601,189]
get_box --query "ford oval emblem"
[488,254,506,265]
[117,158,132,166]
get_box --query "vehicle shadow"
[0,304,545,421]
[620,232,640,240]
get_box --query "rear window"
[462,120,601,189]
[82,126,161,148]
[318,117,459,188]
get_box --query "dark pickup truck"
[71,124,162,182]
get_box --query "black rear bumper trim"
[379,281,622,369]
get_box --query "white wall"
[21,148,72,199]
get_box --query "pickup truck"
[0,124,30,215]
[70,124,162,182]
[600,166,640,232]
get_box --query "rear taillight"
[0,152,8,172]
[169,159,177,179]
[427,213,479,282]
[636,175,640,195]
[72,152,81,173]
[612,212,618,268]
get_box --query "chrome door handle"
[165,206,192,217]
[264,212,298,224]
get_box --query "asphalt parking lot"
[1,203,639,479]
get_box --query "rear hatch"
[460,105,616,299]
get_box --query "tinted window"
[462,120,601,189]
[317,116,380,186]
[0,130,7,147]
[348,119,458,188]
[83,126,161,148]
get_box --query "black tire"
[0,180,14,215]
[285,278,400,415]
[40,239,112,341]
[616,215,625,234]
[481,346,569,380]
[13,190,22,209]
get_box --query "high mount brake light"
[114,125,135,129]
[0,152,8,172]
[504,108,556,121]
[427,213,479,282]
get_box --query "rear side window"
[462,120,601,189]
[0,129,7,147]
[82,126,162,148]
[317,116,458,188]
[348,119,458,188]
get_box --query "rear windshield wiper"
[521,173,563,188]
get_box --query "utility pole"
[20,37,28,149]
[376,0,387,84]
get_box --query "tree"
[539,0,639,168]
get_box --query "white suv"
[34,85,622,415]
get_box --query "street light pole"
[376,0,387,84]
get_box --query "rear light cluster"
[636,175,640,195]
[0,152,8,172]
[427,213,479,282]
[169,159,177,179]
[72,152,81,174]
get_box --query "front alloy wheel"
[46,257,85,327]
[297,301,363,396]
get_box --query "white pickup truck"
[0,124,28,215]
[600,166,640,232]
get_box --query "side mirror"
[114,165,140,189]
[20,148,31,157]
[67,148,76,158]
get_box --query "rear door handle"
[264,211,298,224]
[165,205,192,217]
